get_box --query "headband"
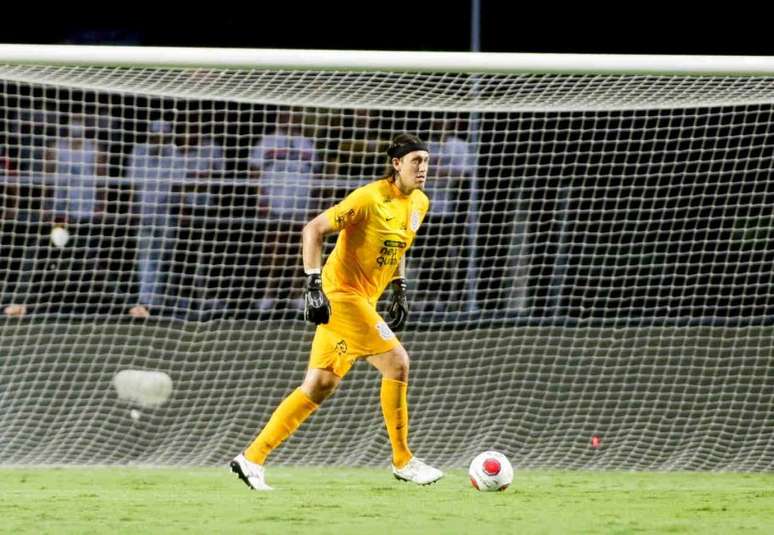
[387,142,429,160]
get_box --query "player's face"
[393,150,430,194]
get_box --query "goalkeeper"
[231,133,443,490]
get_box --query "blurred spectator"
[2,135,25,317]
[91,104,124,178]
[248,107,321,311]
[415,117,476,313]
[45,114,109,223]
[172,121,228,317]
[178,122,225,209]
[1,153,23,317]
[326,108,388,191]
[6,106,53,175]
[126,119,185,318]
[0,144,15,177]
[4,114,109,317]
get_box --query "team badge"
[375,321,396,340]
[410,209,421,232]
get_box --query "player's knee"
[301,370,340,403]
[316,381,339,402]
[387,347,410,381]
[317,375,339,397]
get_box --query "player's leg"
[231,367,340,490]
[368,347,411,466]
[245,367,339,460]
[368,347,443,485]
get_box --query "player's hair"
[384,133,428,182]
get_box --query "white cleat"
[392,457,444,486]
[229,454,272,491]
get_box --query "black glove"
[304,273,330,325]
[387,278,409,331]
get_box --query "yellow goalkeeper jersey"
[323,178,430,302]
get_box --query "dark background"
[1,3,770,55]
[2,2,774,325]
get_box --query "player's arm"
[302,212,336,273]
[394,254,406,279]
[387,256,409,331]
[301,212,336,324]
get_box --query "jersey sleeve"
[325,186,372,231]
[413,190,431,223]
[420,191,431,217]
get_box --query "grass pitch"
[1,467,772,534]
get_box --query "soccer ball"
[468,451,513,491]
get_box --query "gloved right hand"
[304,273,331,325]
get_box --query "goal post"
[0,45,773,471]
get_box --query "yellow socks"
[244,388,319,465]
[380,378,413,468]
[245,380,411,468]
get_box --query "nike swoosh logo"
[385,217,394,221]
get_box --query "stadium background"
[1,6,773,535]
[2,4,773,56]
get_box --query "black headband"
[387,142,429,160]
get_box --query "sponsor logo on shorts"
[375,322,396,341]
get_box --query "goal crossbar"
[1,44,774,75]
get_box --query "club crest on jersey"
[410,209,421,231]
[375,321,396,340]
[335,208,355,227]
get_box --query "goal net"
[1,46,772,470]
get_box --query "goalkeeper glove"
[304,273,330,325]
[387,277,409,331]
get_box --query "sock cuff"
[381,377,408,388]
[293,387,321,410]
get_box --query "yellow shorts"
[309,293,400,378]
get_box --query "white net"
[1,60,773,470]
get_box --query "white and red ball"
[468,451,513,492]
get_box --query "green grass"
[1,467,772,534]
